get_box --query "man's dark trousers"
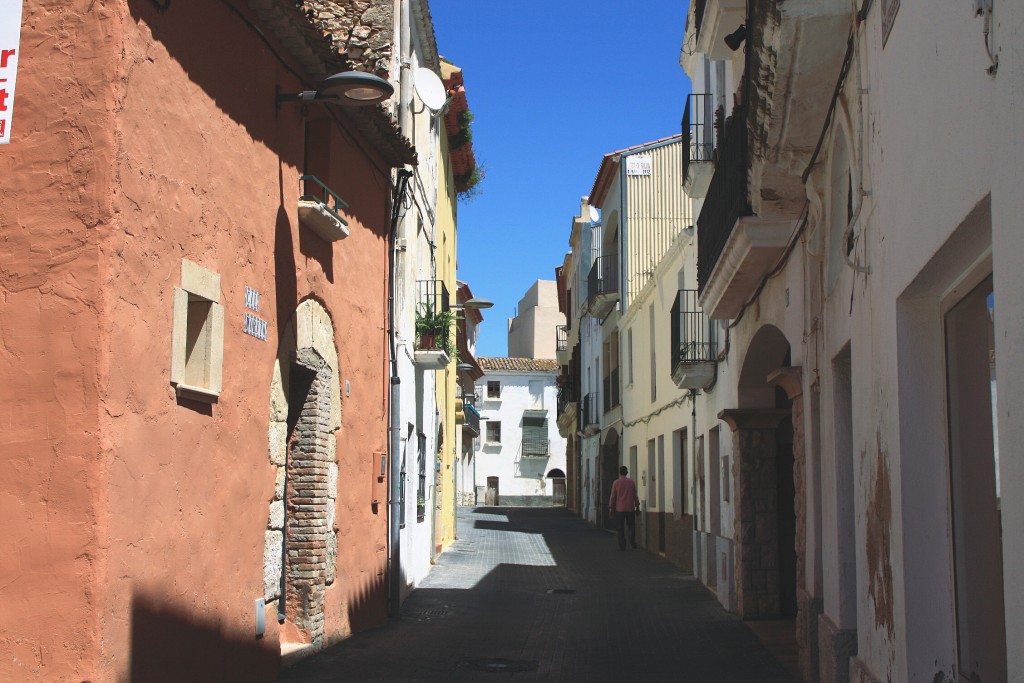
[616,510,637,550]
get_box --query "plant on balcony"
[415,304,457,356]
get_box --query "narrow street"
[278,507,797,683]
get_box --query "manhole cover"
[463,658,538,673]
[421,608,450,618]
[547,588,576,594]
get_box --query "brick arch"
[262,299,342,653]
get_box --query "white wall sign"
[244,312,268,341]
[626,155,653,177]
[0,1,24,145]
[245,286,260,312]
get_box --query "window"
[487,381,501,399]
[722,455,731,502]
[522,414,548,456]
[170,259,224,403]
[486,421,502,444]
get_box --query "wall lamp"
[453,298,494,310]
[724,24,748,51]
[276,71,395,108]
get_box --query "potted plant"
[415,304,457,355]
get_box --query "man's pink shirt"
[608,476,639,512]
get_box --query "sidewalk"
[277,507,797,682]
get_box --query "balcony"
[586,255,619,320]
[298,175,350,242]
[602,368,620,414]
[692,0,746,61]
[413,279,453,369]
[581,393,600,436]
[463,402,480,438]
[521,437,549,458]
[697,105,793,320]
[683,94,716,199]
[556,325,568,365]
[671,290,718,390]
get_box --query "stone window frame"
[170,259,224,403]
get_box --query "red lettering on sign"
[0,119,6,137]
[0,49,15,68]
[0,88,8,111]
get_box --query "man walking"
[608,465,640,551]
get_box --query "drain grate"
[546,588,576,594]
[463,658,539,673]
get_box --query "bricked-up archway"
[264,300,342,655]
[283,348,332,646]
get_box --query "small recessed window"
[486,421,502,444]
[170,260,224,403]
[487,381,501,399]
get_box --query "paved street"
[277,507,796,683]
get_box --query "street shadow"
[123,591,279,683]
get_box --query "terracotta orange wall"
[96,3,393,680]
[0,2,117,680]
[2,1,393,680]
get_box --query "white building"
[474,357,567,506]
[678,1,1024,681]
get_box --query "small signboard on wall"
[0,1,24,144]
[243,287,268,341]
[626,155,653,177]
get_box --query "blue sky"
[431,0,692,357]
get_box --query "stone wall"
[302,1,394,78]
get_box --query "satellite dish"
[414,67,448,112]
[588,206,600,223]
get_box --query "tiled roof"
[248,0,416,168]
[478,357,559,373]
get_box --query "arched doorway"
[721,324,799,620]
[547,468,567,507]
[263,299,343,655]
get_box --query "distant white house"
[474,357,567,506]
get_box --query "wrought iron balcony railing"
[557,381,578,418]
[697,105,752,294]
[522,437,550,458]
[416,279,450,314]
[300,175,349,227]
[586,255,619,308]
[671,289,718,368]
[556,325,568,352]
[682,94,715,182]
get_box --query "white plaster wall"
[474,371,567,499]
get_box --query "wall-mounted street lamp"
[276,71,395,108]
[453,298,494,310]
